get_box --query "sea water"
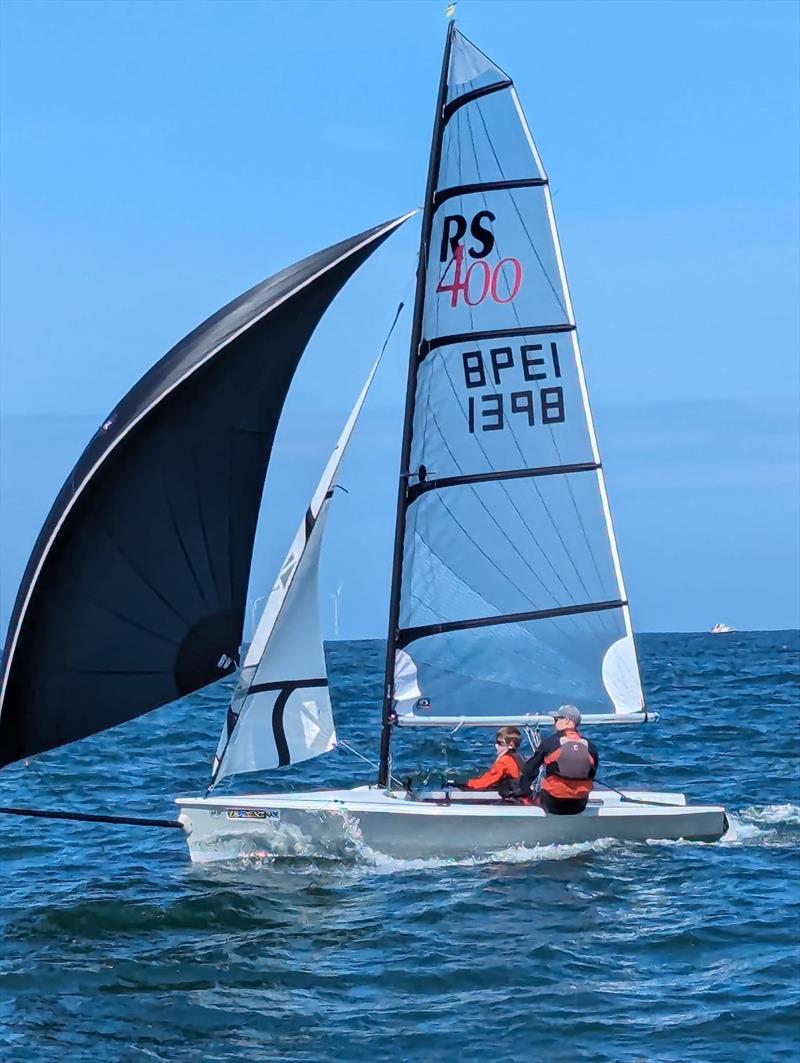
[1,632,798,1062]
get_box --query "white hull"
[175,787,728,863]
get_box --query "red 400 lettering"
[436,244,523,308]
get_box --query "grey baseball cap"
[554,704,581,725]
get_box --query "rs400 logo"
[436,211,523,308]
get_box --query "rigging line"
[338,740,405,790]
[474,100,568,320]
[0,806,183,829]
[593,779,688,808]
[463,107,604,612]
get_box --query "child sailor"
[453,727,526,793]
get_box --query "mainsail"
[380,26,643,776]
[210,354,382,785]
[0,215,412,768]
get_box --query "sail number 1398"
[462,341,566,434]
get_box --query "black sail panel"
[0,215,410,767]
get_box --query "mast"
[378,21,455,786]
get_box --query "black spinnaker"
[0,214,411,768]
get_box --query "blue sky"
[1,0,798,637]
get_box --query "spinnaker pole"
[378,21,455,787]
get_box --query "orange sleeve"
[465,759,506,790]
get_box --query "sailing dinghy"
[178,23,727,859]
[0,22,728,861]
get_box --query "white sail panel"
[393,648,423,712]
[602,635,645,713]
[424,187,568,339]
[446,32,509,103]
[439,92,545,187]
[212,507,334,782]
[390,28,643,722]
[212,356,381,784]
[402,476,620,627]
[396,610,631,717]
[410,330,592,477]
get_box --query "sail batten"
[443,79,513,122]
[397,598,628,647]
[407,461,601,503]
[420,323,576,358]
[433,177,548,207]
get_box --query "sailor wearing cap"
[517,705,599,815]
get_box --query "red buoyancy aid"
[542,729,596,800]
[466,750,524,791]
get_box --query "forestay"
[211,357,381,784]
[387,29,644,724]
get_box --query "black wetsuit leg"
[539,792,588,816]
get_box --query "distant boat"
[710,623,735,634]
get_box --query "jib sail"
[0,214,412,769]
[210,354,382,785]
[381,26,643,772]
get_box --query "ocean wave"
[713,803,800,846]
[193,823,622,874]
[360,836,620,873]
[738,803,800,825]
